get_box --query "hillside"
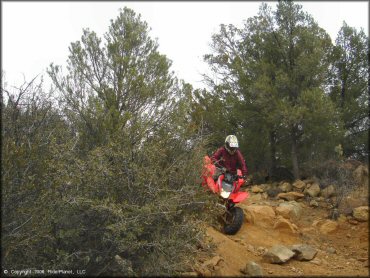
[188,165,369,277]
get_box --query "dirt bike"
[201,156,249,235]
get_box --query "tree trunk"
[290,127,300,180]
[269,130,277,175]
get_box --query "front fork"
[217,199,235,224]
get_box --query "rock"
[202,255,223,268]
[353,165,369,187]
[353,206,369,222]
[293,180,306,191]
[256,246,268,256]
[241,261,263,276]
[348,219,359,225]
[277,192,304,201]
[319,220,338,234]
[310,258,322,265]
[321,185,336,198]
[246,244,255,253]
[263,245,295,264]
[258,183,272,191]
[275,201,302,221]
[266,188,282,198]
[327,247,337,254]
[304,183,321,197]
[343,207,353,216]
[290,244,318,261]
[243,205,276,228]
[251,185,264,193]
[273,216,298,234]
[278,182,292,193]
[310,200,319,207]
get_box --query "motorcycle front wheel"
[223,206,244,235]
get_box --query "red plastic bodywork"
[201,155,249,203]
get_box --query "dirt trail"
[198,192,369,277]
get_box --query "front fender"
[229,191,249,203]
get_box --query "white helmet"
[225,135,239,154]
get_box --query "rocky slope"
[190,165,369,277]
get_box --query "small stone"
[246,244,255,253]
[348,219,359,225]
[327,247,337,254]
[256,246,267,256]
[310,258,322,265]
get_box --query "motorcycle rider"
[211,135,249,180]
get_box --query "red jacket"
[211,146,248,176]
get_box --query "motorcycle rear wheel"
[223,207,244,235]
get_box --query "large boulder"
[304,183,321,197]
[275,201,302,221]
[353,206,369,222]
[277,192,304,201]
[263,245,295,264]
[243,205,276,228]
[290,244,318,261]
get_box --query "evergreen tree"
[203,0,342,178]
[329,22,369,161]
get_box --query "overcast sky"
[2,1,369,91]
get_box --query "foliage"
[2,8,214,276]
[329,22,369,160]
[202,0,355,178]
